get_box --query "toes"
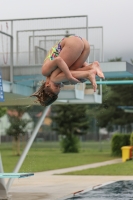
[92,61,104,79]
[97,72,105,79]
[93,61,99,66]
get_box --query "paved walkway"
[8,158,133,200]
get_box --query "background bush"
[130,132,133,146]
[111,133,130,156]
[60,135,80,153]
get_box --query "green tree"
[0,107,7,118]
[95,83,133,126]
[130,132,133,146]
[51,104,90,153]
[88,57,133,133]
[6,107,31,156]
[108,57,122,62]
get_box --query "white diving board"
[0,173,34,178]
[58,84,102,104]
[100,62,133,78]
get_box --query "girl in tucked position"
[30,35,104,106]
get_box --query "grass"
[0,141,117,173]
[63,160,133,176]
[1,141,133,175]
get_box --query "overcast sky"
[0,0,133,62]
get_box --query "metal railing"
[0,31,13,87]
[0,16,103,66]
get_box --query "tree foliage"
[87,57,133,132]
[0,107,7,118]
[6,115,30,140]
[108,57,122,62]
[51,104,90,152]
[95,84,133,128]
[6,106,31,156]
[130,132,133,146]
[52,105,90,136]
[111,133,130,156]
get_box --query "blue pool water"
[64,181,133,200]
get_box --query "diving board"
[0,173,34,179]
[100,62,133,78]
[58,88,101,104]
[57,84,102,103]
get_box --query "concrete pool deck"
[8,158,133,200]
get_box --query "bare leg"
[69,38,90,70]
[42,36,85,84]
[64,61,104,89]
[51,70,97,91]
[51,62,104,91]
[75,61,104,86]
[71,70,97,92]
[76,61,104,77]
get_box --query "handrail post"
[0,31,13,92]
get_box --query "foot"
[87,73,97,92]
[68,76,80,85]
[92,61,105,79]
[87,61,104,91]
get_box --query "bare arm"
[51,70,97,91]
[50,61,104,92]
[49,61,90,83]
[50,70,89,83]
[42,57,80,84]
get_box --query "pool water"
[64,181,133,200]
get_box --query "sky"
[0,0,133,63]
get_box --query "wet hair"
[30,81,58,106]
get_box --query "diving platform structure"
[0,154,34,200]
[0,173,34,179]
[0,16,133,199]
[1,62,133,106]
[0,63,103,105]
[1,61,133,198]
[1,62,133,199]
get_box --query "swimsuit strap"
[44,39,63,61]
